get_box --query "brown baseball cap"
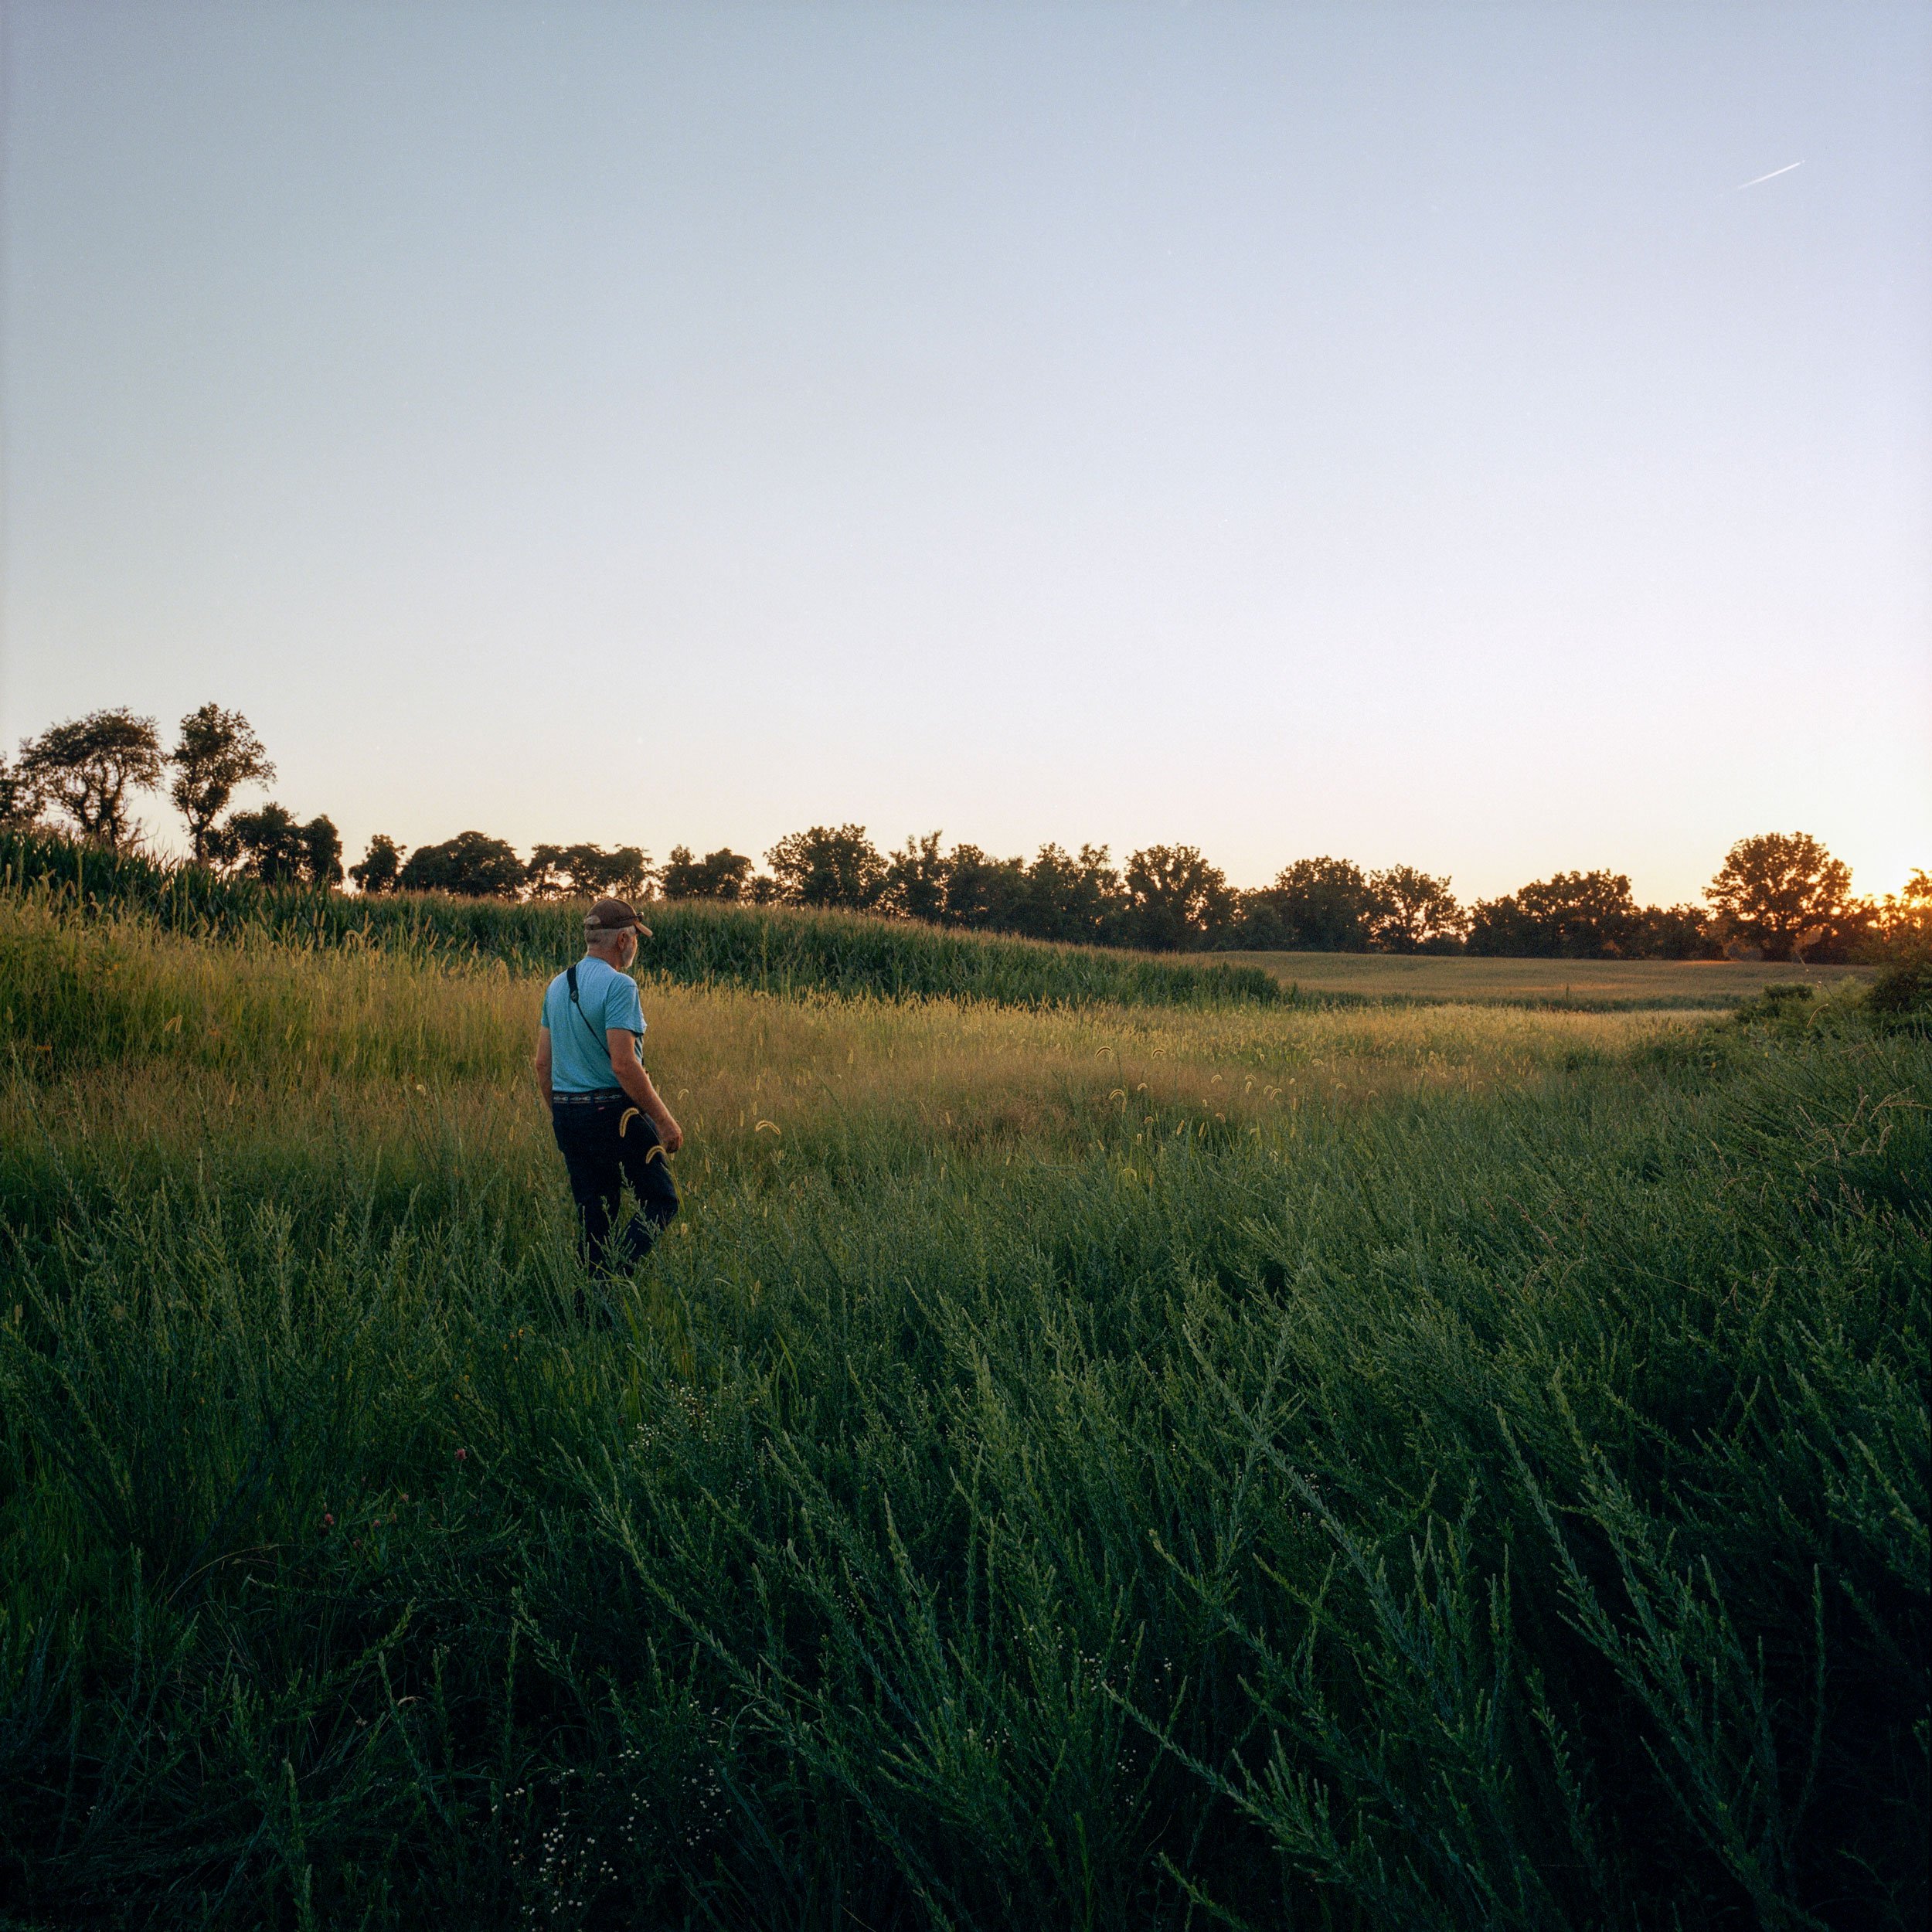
[584,896,651,937]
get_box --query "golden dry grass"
[4,896,1703,1213]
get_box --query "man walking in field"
[536,898,683,1291]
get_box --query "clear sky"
[3,1,1928,904]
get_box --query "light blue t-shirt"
[541,956,647,1094]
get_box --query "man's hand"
[608,1029,684,1155]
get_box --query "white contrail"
[1733,161,1803,191]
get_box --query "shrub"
[1867,958,1932,1022]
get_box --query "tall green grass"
[0,909,1924,1929]
[0,831,1284,1010]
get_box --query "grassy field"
[1216,950,1873,1008]
[1,891,1925,1930]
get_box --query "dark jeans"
[550,1094,680,1273]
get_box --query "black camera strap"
[564,963,608,1055]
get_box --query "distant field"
[1216,949,1872,1008]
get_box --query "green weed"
[0,900,1923,1928]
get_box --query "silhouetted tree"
[765,825,887,910]
[1706,832,1854,962]
[0,755,45,829]
[943,844,1029,930]
[1022,843,1122,942]
[883,833,949,922]
[1628,903,1716,961]
[525,846,570,897]
[659,847,696,900]
[527,843,653,900]
[597,846,655,897]
[169,704,274,863]
[226,804,306,883]
[1862,869,1931,959]
[1466,896,1536,956]
[660,847,702,900]
[302,816,344,888]
[1123,845,1233,951]
[701,850,753,900]
[1366,866,1466,953]
[662,845,753,901]
[221,804,339,887]
[399,832,527,899]
[1468,870,1638,957]
[349,835,406,894]
[19,709,163,850]
[1242,857,1377,951]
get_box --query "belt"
[552,1088,625,1106]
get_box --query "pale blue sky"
[4,1,1927,902]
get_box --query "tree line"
[5,704,1926,963]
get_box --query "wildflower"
[322,1513,334,1529]
[457,1447,468,1461]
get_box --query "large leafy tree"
[302,815,344,888]
[765,825,887,910]
[1122,845,1233,951]
[1366,866,1467,954]
[223,804,303,883]
[662,846,753,902]
[1864,869,1931,959]
[1243,857,1378,951]
[1021,842,1121,942]
[882,832,949,922]
[169,704,274,862]
[349,835,406,894]
[1629,903,1715,961]
[526,843,654,900]
[874,836,1123,940]
[942,843,1029,930]
[19,708,163,850]
[226,804,342,887]
[0,755,45,829]
[398,832,527,899]
[1468,869,1638,958]
[1705,832,1853,962]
